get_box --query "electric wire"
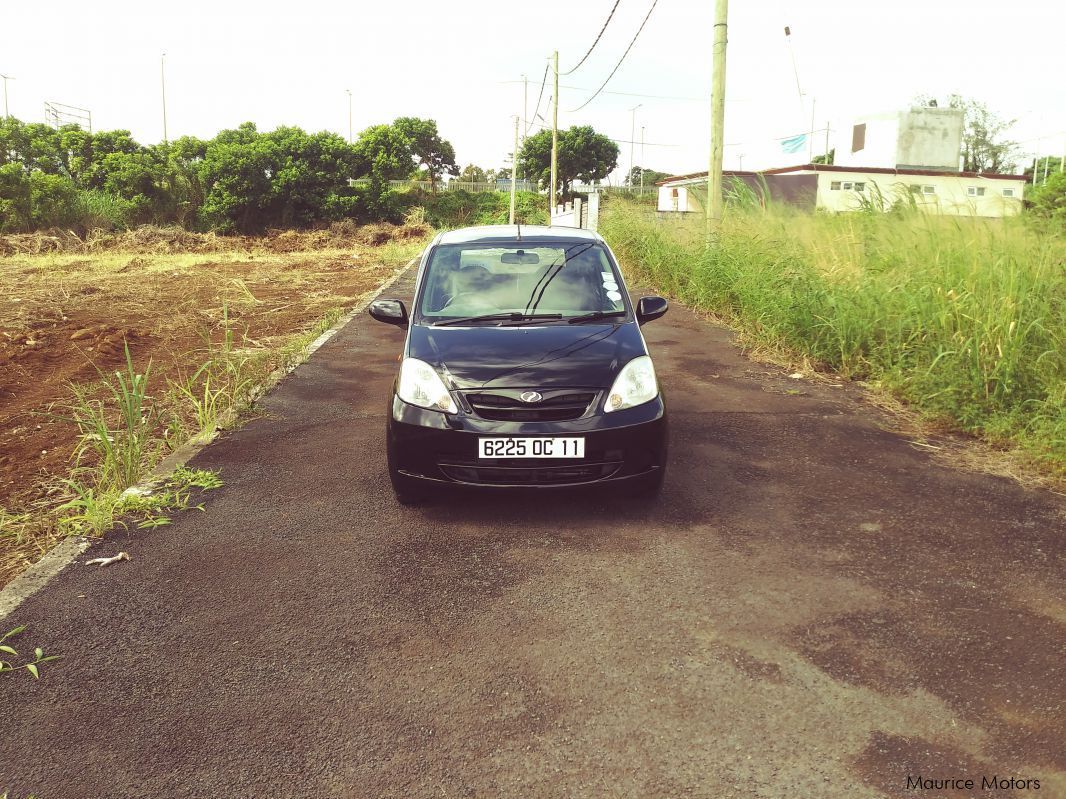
[525,64,550,135]
[525,120,677,147]
[561,0,623,75]
[569,0,659,113]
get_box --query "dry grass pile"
[0,220,434,257]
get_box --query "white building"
[656,165,1026,218]
[836,107,965,172]
[657,106,1027,218]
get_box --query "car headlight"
[397,358,458,413]
[605,355,658,412]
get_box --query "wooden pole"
[510,116,519,224]
[706,0,729,239]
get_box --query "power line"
[500,79,730,104]
[562,0,622,76]
[525,64,549,135]
[569,0,660,113]
[525,120,677,146]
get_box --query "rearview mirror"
[636,296,668,325]
[501,250,540,265]
[369,299,409,327]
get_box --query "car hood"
[407,322,647,389]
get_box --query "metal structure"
[44,101,92,131]
[1,74,13,118]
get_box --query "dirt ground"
[0,223,428,581]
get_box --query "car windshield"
[418,241,626,322]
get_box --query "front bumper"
[387,394,667,488]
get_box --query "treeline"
[0,116,462,234]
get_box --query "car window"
[418,242,626,319]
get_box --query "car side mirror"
[369,299,409,327]
[636,296,668,325]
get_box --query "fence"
[550,192,600,232]
[348,179,660,197]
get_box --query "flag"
[781,134,807,154]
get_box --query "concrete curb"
[0,253,420,622]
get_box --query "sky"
[4,0,1065,181]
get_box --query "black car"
[369,225,668,504]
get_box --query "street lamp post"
[346,89,353,144]
[640,125,645,192]
[629,103,642,188]
[160,54,168,144]
[0,74,13,118]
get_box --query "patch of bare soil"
[0,226,425,579]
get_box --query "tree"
[1027,170,1066,223]
[458,164,488,183]
[392,117,458,192]
[626,166,670,186]
[198,123,360,232]
[915,95,1018,173]
[812,149,835,165]
[519,125,619,197]
[1024,156,1064,181]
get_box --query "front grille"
[466,391,596,422]
[439,461,622,486]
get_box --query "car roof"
[434,225,604,245]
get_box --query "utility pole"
[510,116,519,224]
[629,103,642,188]
[706,0,729,239]
[160,54,168,144]
[522,74,528,146]
[0,74,13,118]
[550,51,559,222]
[346,89,353,144]
[640,125,646,192]
[808,97,816,163]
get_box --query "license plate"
[478,437,585,459]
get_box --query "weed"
[65,343,153,492]
[0,626,61,680]
[601,200,1066,475]
[55,481,124,537]
[172,467,224,491]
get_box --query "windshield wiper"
[566,310,627,324]
[432,312,562,327]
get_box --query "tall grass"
[602,201,1066,474]
[67,343,153,492]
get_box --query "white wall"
[814,171,1025,217]
[896,107,965,171]
[657,184,695,212]
[834,113,899,169]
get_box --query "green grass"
[601,200,1066,476]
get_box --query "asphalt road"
[2,269,1065,798]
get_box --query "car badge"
[519,391,543,403]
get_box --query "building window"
[909,184,921,193]
[1002,188,1015,198]
[851,123,866,153]
[854,182,866,192]
[922,185,936,195]
[830,181,841,190]
[967,186,986,197]
[842,181,854,190]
